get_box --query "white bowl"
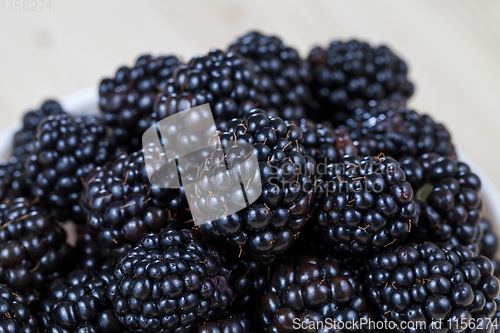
[1,87,499,225]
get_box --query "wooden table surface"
[1,0,499,192]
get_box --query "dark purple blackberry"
[0,162,29,203]
[312,155,418,256]
[25,113,117,223]
[228,31,313,120]
[81,147,187,261]
[400,154,483,254]
[307,40,414,123]
[76,231,116,272]
[158,49,269,131]
[12,100,66,169]
[195,109,316,259]
[38,269,126,333]
[0,284,37,333]
[198,314,252,333]
[298,118,358,165]
[366,242,500,332]
[0,197,71,296]
[338,101,456,159]
[479,220,500,278]
[108,228,234,332]
[99,54,182,150]
[258,255,372,332]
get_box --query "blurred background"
[1,0,499,191]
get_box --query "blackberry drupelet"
[339,101,456,159]
[107,228,234,332]
[228,31,313,120]
[82,147,186,261]
[12,100,66,169]
[38,269,125,333]
[0,197,71,297]
[99,54,182,150]
[479,219,500,278]
[312,155,418,256]
[0,284,37,333]
[198,314,252,333]
[400,153,483,253]
[307,39,414,123]
[25,113,117,223]
[196,109,316,259]
[257,255,372,332]
[366,242,500,332]
[158,49,269,131]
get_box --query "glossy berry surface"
[401,154,483,253]
[196,109,316,259]
[198,314,251,333]
[0,197,71,294]
[25,113,117,222]
[82,147,187,260]
[228,31,313,120]
[307,39,414,122]
[38,269,125,333]
[366,242,500,332]
[99,54,182,150]
[312,155,418,255]
[258,255,372,332]
[107,229,234,332]
[0,284,37,333]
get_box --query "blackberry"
[107,228,234,332]
[479,219,500,278]
[228,31,313,120]
[257,255,372,332]
[0,284,37,333]
[400,154,483,253]
[38,269,125,333]
[25,113,118,223]
[12,100,66,169]
[307,39,414,123]
[366,242,500,332]
[82,147,186,261]
[0,197,71,296]
[158,49,269,131]
[99,54,182,150]
[76,231,116,271]
[198,314,251,333]
[196,109,316,259]
[0,162,29,202]
[312,155,418,256]
[339,101,456,159]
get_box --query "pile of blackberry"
[228,31,313,120]
[1,31,499,333]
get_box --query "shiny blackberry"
[366,242,500,332]
[228,31,313,120]
[0,284,37,333]
[82,147,186,261]
[0,197,71,295]
[400,154,483,253]
[0,162,29,203]
[339,101,456,158]
[198,314,251,333]
[307,39,414,123]
[108,228,234,332]
[76,231,115,271]
[38,269,125,333]
[12,100,66,169]
[257,255,372,332]
[99,54,182,150]
[312,155,418,255]
[158,49,269,131]
[479,219,500,278]
[196,109,316,259]
[25,113,117,223]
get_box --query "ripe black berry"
[366,242,500,332]
[312,155,418,255]
[25,114,118,222]
[0,284,37,333]
[228,31,313,120]
[108,228,234,332]
[196,109,316,259]
[307,40,414,123]
[198,314,251,333]
[99,54,182,150]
